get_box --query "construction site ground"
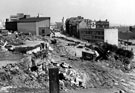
[0,33,135,93]
[51,35,135,93]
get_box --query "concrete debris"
[0,86,13,92]
[27,47,41,54]
[0,38,88,92]
[0,32,135,93]
[52,35,135,93]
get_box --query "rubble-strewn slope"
[0,34,135,93]
[53,37,135,93]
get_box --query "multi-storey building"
[79,28,104,42]
[5,13,31,31]
[17,17,50,36]
[78,20,118,46]
[5,13,51,36]
[65,17,118,46]
[10,13,30,22]
[79,28,118,46]
[96,20,109,28]
[65,16,84,38]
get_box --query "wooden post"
[49,68,59,93]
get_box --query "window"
[42,30,45,34]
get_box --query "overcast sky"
[0,0,135,25]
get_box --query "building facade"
[65,17,118,45]
[17,17,50,36]
[5,21,17,31]
[104,29,118,46]
[77,19,119,45]
[79,28,118,46]
[5,13,30,31]
[65,16,84,38]
[55,22,63,31]
[79,28,104,42]
[96,20,109,29]
[10,13,30,22]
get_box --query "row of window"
[81,35,104,40]
[94,36,104,40]
[81,31,104,35]
[96,25,109,28]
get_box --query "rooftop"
[18,17,50,23]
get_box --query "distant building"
[17,17,50,36]
[90,21,96,29]
[78,19,109,29]
[65,16,84,38]
[104,29,118,46]
[78,19,110,39]
[55,22,63,31]
[78,19,117,45]
[50,23,56,30]
[78,20,88,29]
[10,13,30,22]
[96,20,109,29]
[5,21,17,31]
[83,19,92,28]
[65,16,118,45]
[5,13,50,36]
[79,28,118,46]
[5,13,30,31]
[79,28,104,42]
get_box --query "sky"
[0,0,135,25]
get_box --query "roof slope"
[18,17,50,23]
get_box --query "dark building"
[55,22,63,31]
[5,13,30,32]
[65,17,109,38]
[5,20,17,31]
[79,28,104,42]
[65,16,84,38]
[96,20,109,29]
[65,17,118,45]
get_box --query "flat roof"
[18,17,50,23]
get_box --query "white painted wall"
[91,21,96,29]
[78,20,88,29]
[17,22,36,34]
[36,19,50,35]
[104,29,118,46]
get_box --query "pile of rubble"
[0,32,24,46]
[1,32,135,93]
[0,31,43,48]
[0,39,88,92]
[51,37,135,93]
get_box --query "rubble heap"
[0,40,88,92]
[0,32,135,93]
[0,33,24,46]
[52,37,135,93]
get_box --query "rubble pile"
[0,34,24,46]
[52,37,135,93]
[1,32,135,93]
[51,40,114,88]
[0,32,43,47]
[0,40,89,92]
